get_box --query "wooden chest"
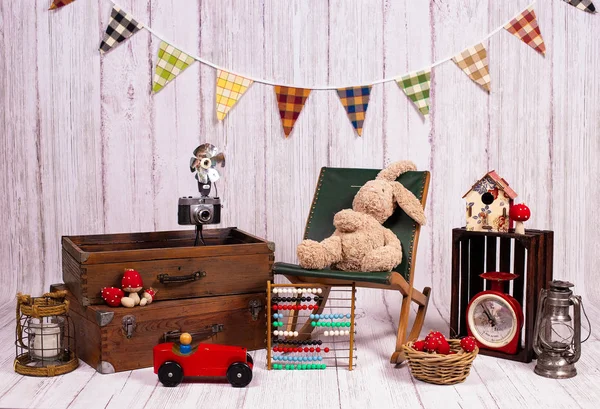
[58,228,273,373]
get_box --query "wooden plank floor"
[1,290,599,409]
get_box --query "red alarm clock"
[466,272,523,354]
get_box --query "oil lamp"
[533,280,582,379]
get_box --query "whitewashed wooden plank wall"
[0,0,599,317]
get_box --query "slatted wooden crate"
[450,228,553,363]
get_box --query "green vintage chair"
[273,166,431,364]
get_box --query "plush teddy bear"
[297,161,426,272]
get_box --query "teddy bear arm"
[333,209,365,233]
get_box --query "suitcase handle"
[157,271,206,284]
[163,324,224,343]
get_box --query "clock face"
[467,294,517,348]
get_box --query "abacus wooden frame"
[266,281,356,371]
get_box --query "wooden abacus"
[266,281,357,371]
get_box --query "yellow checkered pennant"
[153,41,195,93]
[215,70,254,121]
[452,43,491,92]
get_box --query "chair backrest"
[303,167,430,280]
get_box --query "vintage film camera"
[178,144,225,229]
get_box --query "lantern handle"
[532,288,547,357]
[568,295,582,364]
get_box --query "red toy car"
[153,333,254,387]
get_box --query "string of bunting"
[50,0,595,138]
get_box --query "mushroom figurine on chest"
[510,203,531,234]
[121,269,144,308]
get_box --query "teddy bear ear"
[376,160,417,182]
[391,182,427,225]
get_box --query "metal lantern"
[533,280,582,379]
[15,291,78,377]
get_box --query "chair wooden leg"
[408,287,431,341]
[390,289,413,364]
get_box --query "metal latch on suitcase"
[122,315,136,338]
[249,299,263,321]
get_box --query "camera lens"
[193,207,213,223]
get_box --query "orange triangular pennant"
[49,0,76,10]
[274,86,311,137]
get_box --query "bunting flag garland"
[336,86,372,136]
[562,0,596,13]
[99,6,144,54]
[66,1,593,137]
[452,43,491,92]
[274,86,311,137]
[504,6,546,55]
[396,70,431,116]
[215,70,254,121]
[49,0,76,10]
[152,41,195,93]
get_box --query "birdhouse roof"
[462,170,518,199]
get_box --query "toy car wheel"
[246,353,254,367]
[158,361,184,387]
[226,362,253,387]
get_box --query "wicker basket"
[403,339,478,385]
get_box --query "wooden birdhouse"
[463,171,517,232]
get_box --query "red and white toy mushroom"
[121,268,144,308]
[101,287,125,307]
[510,203,531,235]
[140,287,157,306]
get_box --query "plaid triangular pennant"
[396,69,431,116]
[274,86,311,137]
[504,6,546,55]
[562,0,596,13]
[99,6,144,54]
[336,86,372,136]
[452,43,491,92]
[49,0,76,10]
[152,41,195,93]
[215,70,253,121]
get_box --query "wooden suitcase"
[62,228,274,306]
[51,284,266,373]
[57,227,273,373]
